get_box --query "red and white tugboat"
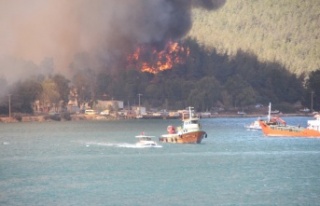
[159,107,207,144]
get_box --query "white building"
[131,106,147,115]
[95,100,124,111]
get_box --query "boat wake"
[83,141,162,148]
[246,128,260,131]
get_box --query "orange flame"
[127,41,190,74]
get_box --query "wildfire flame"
[127,41,190,74]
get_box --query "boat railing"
[269,125,304,132]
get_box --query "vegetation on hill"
[2,38,320,114]
[188,0,320,74]
[2,0,320,114]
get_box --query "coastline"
[0,112,314,123]
[0,114,117,123]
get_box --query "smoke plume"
[0,0,225,82]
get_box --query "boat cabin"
[307,115,320,132]
[135,135,155,141]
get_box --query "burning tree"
[127,41,190,74]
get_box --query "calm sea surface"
[1,117,320,206]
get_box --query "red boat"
[259,103,320,137]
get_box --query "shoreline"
[0,114,118,123]
[0,113,315,123]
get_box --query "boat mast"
[188,107,194,119]
[268,102,271,122]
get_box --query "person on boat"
[167,125,176,134]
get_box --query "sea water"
[0,117,320,206]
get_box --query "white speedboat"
[245,119,262,130]
[135,135,160,147]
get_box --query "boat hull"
[159,131,206,144]
[259,121,320,138]
[135,142,161,148]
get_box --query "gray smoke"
[0,0,225,82]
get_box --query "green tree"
[9,79,42,114]
[72,70,96,107]
[52,74,70,106]
[0,76,8,98]
[306,69,320,110]
[187,76,221,111]
[96,72,112,99]
[39,79,60,112]
[145,83,165,108]
[224,75,256,108]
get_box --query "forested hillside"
[2,38,312,115]
[188,0,320,74]
[2,1,320,115]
